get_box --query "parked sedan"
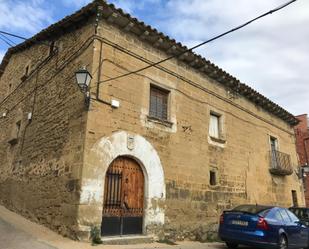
[219,204,309,249]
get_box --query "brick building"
[295,114,309,205]
[0,0,304,242]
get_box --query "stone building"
[0,0,304,242]
[295,114,309,206]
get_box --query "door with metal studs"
[101,156,144,236]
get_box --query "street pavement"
[0,218,57,249]
[0,205,257,249]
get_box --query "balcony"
[269,150,293,176]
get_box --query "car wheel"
[278,235,288,249]
[225,242,238,249]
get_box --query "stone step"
[101,235,154,245]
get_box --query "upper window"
[49,41,55,56]
[21,62,31,81]
[270,136,278,151]
[209,113,220,138]
[25,65,30,76]
[149,85,169,121]
[15,121,21,138]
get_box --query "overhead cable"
[96,0,297,85]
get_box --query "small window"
[209,113,220,138]
[25,65,30,76]
[21,63,31,81]
[8,120,21,145]
[270,136,278,151]
[209,170,217,186]
[7,83,12,94]
[292,190,298,207]
[149,85,169,120]
[15,121,21,138]
[49,41,55,56]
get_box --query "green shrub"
[90,226,103,245]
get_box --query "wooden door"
[101,157,144,236]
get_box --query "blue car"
[219,205,309,249]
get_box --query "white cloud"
[109,0,136,13]
[110,0,161,13]
[0,0,53,33]
[61,0,91,8]
[0,0,307,115]
[109,0,309,115]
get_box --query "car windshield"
[232,205,271,215]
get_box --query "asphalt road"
[0,215,257,249]
[0,218,57,249]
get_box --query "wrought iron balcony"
[269,150,293,176]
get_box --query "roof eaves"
[0,0,299,126]
[0,0,98,79]
[103,2,298,126]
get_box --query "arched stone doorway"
[101,156,145,236]
[78,131,165,238]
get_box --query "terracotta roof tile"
[0,0,298,125]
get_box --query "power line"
[0,35,13,47]
[0,33,17,45]
[0,30,54,47]
[0,30,27,41]
[0,33,16,47]
[97,0,297,85]
[0,35,95,112]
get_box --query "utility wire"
[0,33,17,46]
[0,35,95,111]
[0,35,13,47]
[0,30,28,41]
[97,0,297,85]
[0,30,54,47]
[0,33,16,47]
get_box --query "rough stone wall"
[80,19,304,241]
[0,21,95,238]
[0,14,304,242]
[294,114,309,206]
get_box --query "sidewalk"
[0,205,224,249]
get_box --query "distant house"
[295,114,309,206]
[0,0,304,242]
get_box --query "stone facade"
[295,114,309,206]
[0,0,305,242]
[0,18,95,238]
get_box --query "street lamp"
[75,67,92,108]
[75,67,92,92]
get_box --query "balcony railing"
[269,150,293,176]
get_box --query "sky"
[0,0,308,115]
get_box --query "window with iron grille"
[149,85,169,121]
